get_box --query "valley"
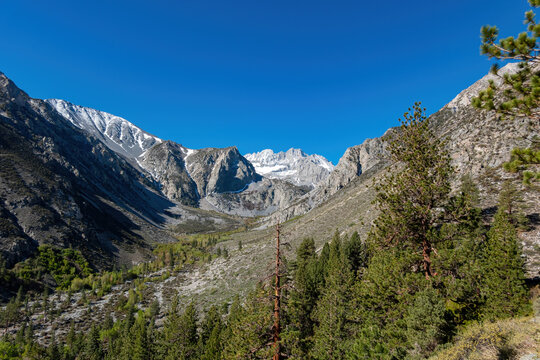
[1,29,540,360]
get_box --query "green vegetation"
[472,0,540,184]
[0,104,536,359]
[13,245,92,290]
[430,314,540,360]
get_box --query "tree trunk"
[273,223,281,360]
[422,238,432,280]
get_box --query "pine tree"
[199,305,223,360]
[350,247,419,358]
[471,0,540,183]
[159,296,181,359]
[310,234,354,359]
[283,238,323,358]
[480,190,531,320]
[344,104,454,357]
[344,231,368,275]
[83,324,102,360]
[435,177,486,325]
[405,285,447,357]
[472,0,540,118]
[371,102,453,280]
[131,316,151,360]
[178,302,199,359]
[160,298,199,360]
[47,331,61,360]
[222,284,274,359]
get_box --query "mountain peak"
[45,98,162,159]
[286,148,307,157]
[244,148,334,188]
[0,72,31,107]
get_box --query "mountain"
[45,98,306,215]
[1,62,539,352]
[45,99,162,161]
[0,72,181,269]
[148,62,538,316]
[244,148,334,188]
[0,72,272,270]
[257,63,540,275]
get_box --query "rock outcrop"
[138,141,199,206]
[245,148,334,188]
[186,147,260,196]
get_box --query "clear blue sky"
[1,0,529,164]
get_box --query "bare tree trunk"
[422,238,432,280]
[273,223,281,360]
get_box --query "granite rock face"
[138,141,199,206]
[186,147,260,197]
[45,98,161,160]
[245,148,334,188]
[201,177,308,217]
[261,63,540,277]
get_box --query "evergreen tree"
[472,0,540,118]
[177,302,199,359]
[344,231,368,275]
[160,298,199,360]
[199,306,223,360]
[82,324,102,360]
[435,183,485,326]
[343,104,454,357]
[480,190,531,320]
[283,238,323,358]
[159,296,180,359]
[370,102,453,280]
[472,0,540,183]
[350,247,420,358]
[131,316,151,360]
[311,233,354,359]
[47,331,61,360]
[222,284,274,359]
[405,285,447,357]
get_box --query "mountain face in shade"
[0,71,179,269]
[244,148,334,188]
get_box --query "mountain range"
[1,64,540,350]
[1,63,539,283]
[0,74,332,268]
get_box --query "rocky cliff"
[244,148,334,188]
[0,72,179,268]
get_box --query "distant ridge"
[245,148,334,188]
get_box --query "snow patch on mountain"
[245,148,334,188]
[46,98,162,160]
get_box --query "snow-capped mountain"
[45,98,305,214]
[245,148,334,188]
[46,99,162,160]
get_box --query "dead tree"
[272,222,281,360]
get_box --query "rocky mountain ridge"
[0,72,179,269]
[262,63,540,242]
[45,99,162,161]
[244,148,334,188]
[45,98,305,215]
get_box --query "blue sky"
[1,0,529,163]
